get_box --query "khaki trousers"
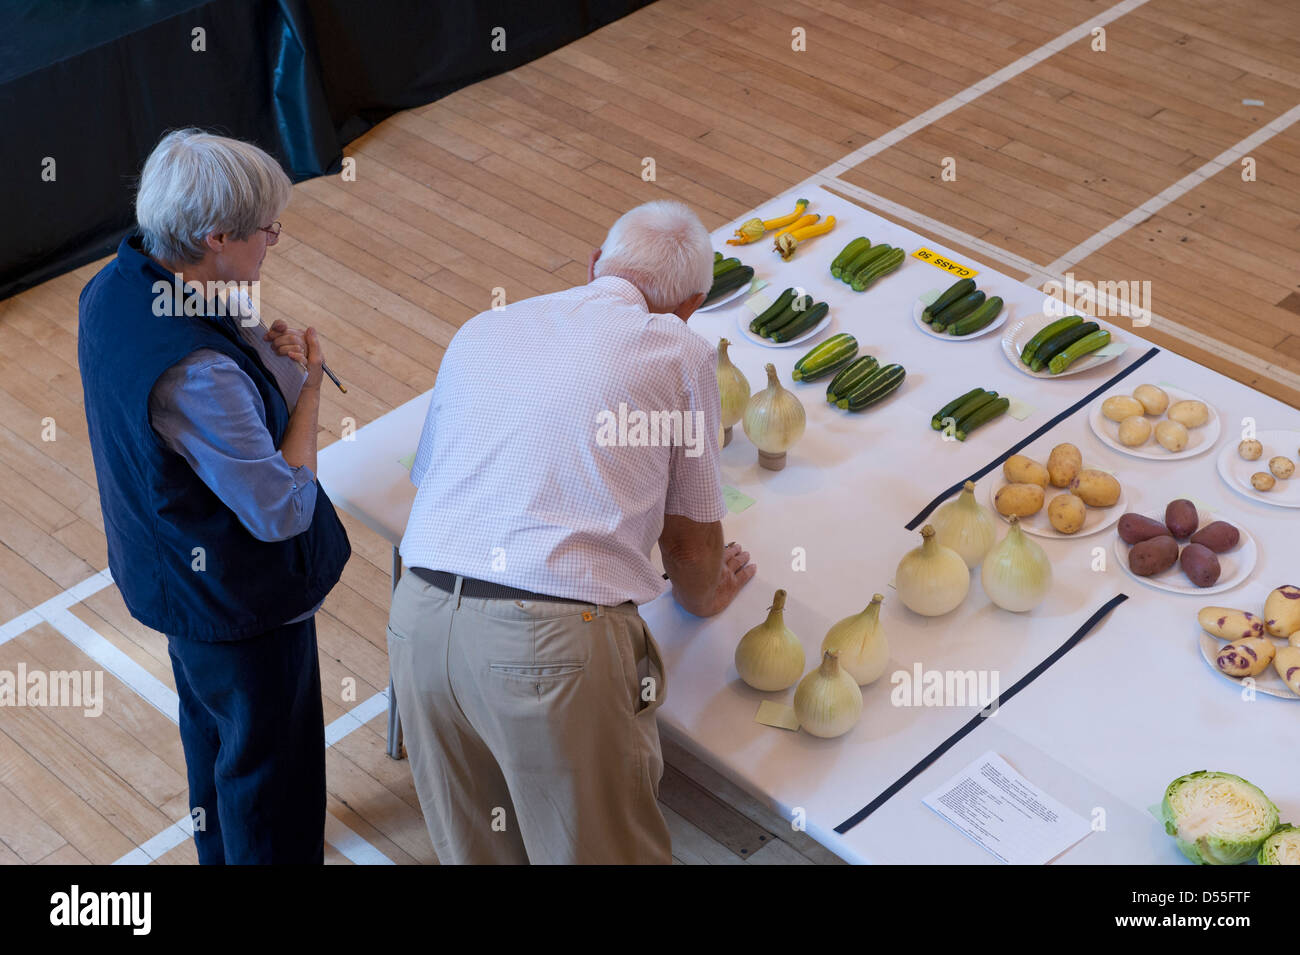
[386,570,672,864]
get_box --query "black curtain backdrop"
[0,0,654,301]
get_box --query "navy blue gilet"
[78,235,350,642]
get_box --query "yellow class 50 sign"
[911,247,978,278]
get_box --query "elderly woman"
[389,200,756,864]
[78,129,350,864]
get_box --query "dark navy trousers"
[166,616,326,864]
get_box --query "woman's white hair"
[593,200,713,313]
[136,129,292,265]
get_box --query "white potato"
[1132,384,1169,415]
[1118,415,1151,447]
[1238,439,1263,461]
[1167,399,1209,428]
[1102,395,1145,422]
[1252,472,1276,491]
[1155,419,1188,452]
[1269,456,1295,480]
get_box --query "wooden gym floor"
[0,0,1297,864]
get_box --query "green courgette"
[945,390,999,428]
[830,237,869,279]
[763,292,816,336]
[770,301,829,342]
[851,248,905,292]
[1031,321,1099,372]
[793,332,857,381]
[930,290,985,331]
[922,278,976,323]
[750,288,797,334]
[955,397,1010,440]
[704,265,753,305]
[1020,315,1083,365]
[931,387,986,430]
[1048,329,1111,374]
[826,355,879,402]
[947,295,1003,336]
[841,243,893,283]
[713,256,741,278]
[839,364,906,411]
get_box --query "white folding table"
[316,183,1298,863]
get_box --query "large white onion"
[743,363,805,470]
[980,517,1052,612]
[895,524,970,617]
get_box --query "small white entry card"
[922,751,1092,865]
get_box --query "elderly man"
[78,129,350,864]
[388,200,756,865]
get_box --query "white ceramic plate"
[1112,509,1257,596]
[1215,429,1300,509]
[911,295,1009,341]
[1197,632,1297,700]
[1001,316,1123,379]
[736,307,832,348]
[1088,386,1220,461]
[698,281,752,312]
[986,474,1126,539]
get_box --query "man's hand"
[264,319,307,364]
[701,541,756,615]
[587,247,601,283]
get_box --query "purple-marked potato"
[1048,493,1086,534]
[1129,535,1179,577]
[1189,520,1240,554]
[1275,646,1300,696]
[1119,512,1170,545]
[1069,469,1121,507]
[1269,456,1294,480]
[1003,454,1049,488]
[1180,543,1221,588]
[1238,439,1263,461]
[1215,636,1276,678]
[1197,607,1265,641]
[1263,585,1300,638]
[1047,443,1081,488]
[1251,472,1276,491]
[995,482,1044,518]
[1164,499,1199,539]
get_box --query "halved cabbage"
[1258,823,1300,865]
[1160,771,1279,865]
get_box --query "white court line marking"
[325,812,395,865]
[1045,102,1300,273]
[0,567,114,647]
[113,690,392,865]
[819,0,1151,179]
[44,606,180,724]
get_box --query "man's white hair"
[136,128,292,265]
[593,200,713,313]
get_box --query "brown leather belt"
[410,566,576,603]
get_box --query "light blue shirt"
[148,339,323,624]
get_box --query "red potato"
[1129,535,1179,577]
[1189,521,1240,554]
[1164,499,1199,540]
[1180,543,1221,588]
[1118,512,1170,545]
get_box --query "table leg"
[386,546,405,760]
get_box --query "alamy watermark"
[151,273,260,325]
[1042,272,1151,327]
[595,403,706,458]
[0,664,104,717]
[890,663,999,713]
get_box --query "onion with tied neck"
[715,338,750,448]
[743,363,806,471]
[821,594,889,685]
[794,650,862,738]
[895,525,970,617]
[734,589,805,691]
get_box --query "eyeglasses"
[259,221,282,244]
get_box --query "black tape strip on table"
[834,592,1129,835]
[905,345,1161,531]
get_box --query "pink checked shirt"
[400,276,727,606]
